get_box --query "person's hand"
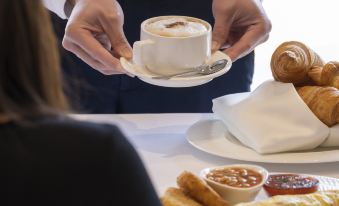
[62,0,132,75]
[212,0,271,62]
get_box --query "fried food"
[161,187,203,206]
[177,171,230,206]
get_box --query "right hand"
[62,0,132,75]
[212,0,271,62]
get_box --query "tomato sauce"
[263,174,319,196]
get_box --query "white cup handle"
[133,39,155,67]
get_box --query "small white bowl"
[200,164,268,205]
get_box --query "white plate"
[120,51,232,87]
[255,173,339,200]
[186,119,339,163]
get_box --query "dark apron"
[52,0,254,113]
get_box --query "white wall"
[253,0,339,89]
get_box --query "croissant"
[271,41,324,85]
[308,61,339,89]
[297,86,339,127]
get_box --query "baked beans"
[206,167,263,188]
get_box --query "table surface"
[73,113,339,195]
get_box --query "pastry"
[177,171,230,206]
[297,86,339,127]
[161,187,203,206]
[308,61,339,89]
[271,41,324,85]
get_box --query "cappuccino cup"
[133,16,212,75]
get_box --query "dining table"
[73,113,339,197]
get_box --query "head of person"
[0,0,68,121]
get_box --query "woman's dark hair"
[0,0,68,120]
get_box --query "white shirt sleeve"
[43,0,68,19]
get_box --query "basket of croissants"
[271,41,338,127]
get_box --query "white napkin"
[212,80,336,154]
[321,125,339,147]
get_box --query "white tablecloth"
[73,113,339,195]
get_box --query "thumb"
[110,29,133,59]
[212,18,231,52]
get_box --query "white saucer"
[120,51,232,87]
[186,119,339,163]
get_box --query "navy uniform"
[52,0,254,113]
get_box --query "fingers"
[223,23,271,61]
[211,0,272,62]
[100,24,132,60]
[106,29,132,59]
[63,25,128,74]
[100,1,132,59]
[212,0,233,52]
[94,33,111,51]
[62,0,132,75]
[98,12,133,59]
[212,18,232,52]
[62,36,125,75]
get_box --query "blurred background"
[253,0,339,89]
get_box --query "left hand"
[212,0,271,62]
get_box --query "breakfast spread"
[270,41,339,127]
[162,169,338,206]
[160,40,339,205]
[263,174,319,197]
[206,167,262,188]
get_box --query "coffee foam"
[145,17,207,37]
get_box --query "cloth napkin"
[212,80,339,154]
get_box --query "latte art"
[145,17,207,37]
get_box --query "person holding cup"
[45,0,271,113]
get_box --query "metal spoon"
[152,59,228,80]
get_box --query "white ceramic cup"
[133,16,212,75]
